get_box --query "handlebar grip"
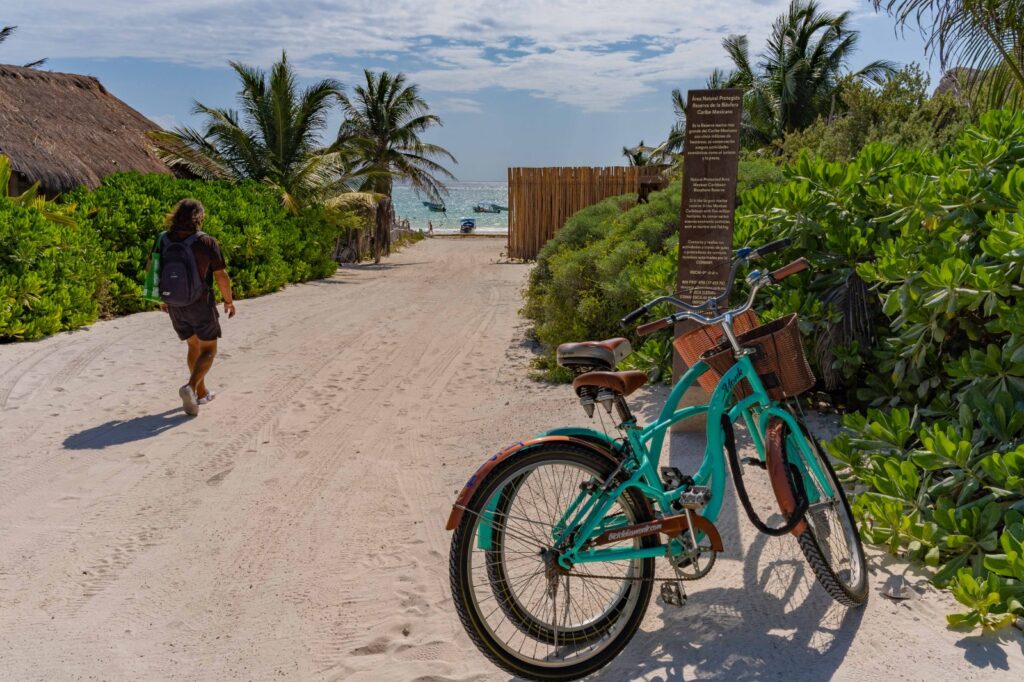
[769,257,810,282]
[619,305,648,327]
[751,238,791,260]
[637,317,671,336]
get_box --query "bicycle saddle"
[572,370,647,397]
[556,338,632,371]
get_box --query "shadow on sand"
[556,397,863,680]
[344,261,429,271]
[64,408,190,450]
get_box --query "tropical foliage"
[150,52,358,211]
[718,0,895,147]
[0,154,76,225]
[0,172,347,341]
[622,141,655,166]
[337,69,456,200]
[63,173,340,317]
[873,0,1024,109]
[0,199,101,341]
[777,64,973,162]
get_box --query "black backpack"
[159,232,207,307]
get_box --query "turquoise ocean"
[392,182,508,234]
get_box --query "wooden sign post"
[673,88,744,428]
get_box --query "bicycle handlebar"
[621,241,809,333]
[769,256,809,282]
[750,238,791,260]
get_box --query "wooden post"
[672,89,744,431]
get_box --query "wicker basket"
[699,313,816,401]
[673,309,760,393]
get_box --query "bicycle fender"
[765,418,808,537]
[538,427,623,455]
[445,436,621,531]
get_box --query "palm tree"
[720,0,895,146]
[622,141,655,166]
[653,90,687,159]
[150,52,359,211]
[872,1,1024,109]
[336,70,456,201]
[652,72,729,159]
[1,24,46,67]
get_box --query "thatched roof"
[0,64,171,194]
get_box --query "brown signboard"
[676,88,744,311]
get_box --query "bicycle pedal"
[674,486,711,509]
[660,467,693,491]
[659,580,687,608]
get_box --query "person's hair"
[167,198,205,233]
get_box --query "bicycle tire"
[450,443,656,681]
[485,476,633,645]
[774,417,868,607]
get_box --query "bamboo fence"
[507,166,665,260]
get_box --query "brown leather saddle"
[556,337,632,372]
[556,337,644,397]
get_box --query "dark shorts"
[168,298,221,341]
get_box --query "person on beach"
[156,199,236,416]
[428,220,434,235]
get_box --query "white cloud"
[4,1,863,110]
[436,97,483,114]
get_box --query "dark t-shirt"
[166,230,226,301]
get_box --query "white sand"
[0,237,1021,681]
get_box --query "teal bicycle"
[446,240,867,681]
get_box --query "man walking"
[157,199,236,416]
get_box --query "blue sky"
[4,1,939,181]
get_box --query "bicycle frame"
[476,352,834,569]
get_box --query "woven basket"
[699,313,816,401]
[673,309,760,393]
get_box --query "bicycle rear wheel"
[449,443,655,681]
[769,416,868,606]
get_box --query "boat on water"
[472,202,507,213]
[459,218,476,233]
[422,201,447,212]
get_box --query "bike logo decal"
[607,522,662,541]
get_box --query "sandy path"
[0,237,1021,681]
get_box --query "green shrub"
[0,199,104,341]
[777,64,974,163]
[523,188,680,380]
[63,173,338,316]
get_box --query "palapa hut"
[0,64,171,196]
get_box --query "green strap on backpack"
[142,231,166,303]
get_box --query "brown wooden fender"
[445,436,624,531]
[765,418,808,536]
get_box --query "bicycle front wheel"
[449,442,655,681]
[771,417,868,606]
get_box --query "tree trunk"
[374,197,395,265]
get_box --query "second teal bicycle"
[446,240,867,681]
